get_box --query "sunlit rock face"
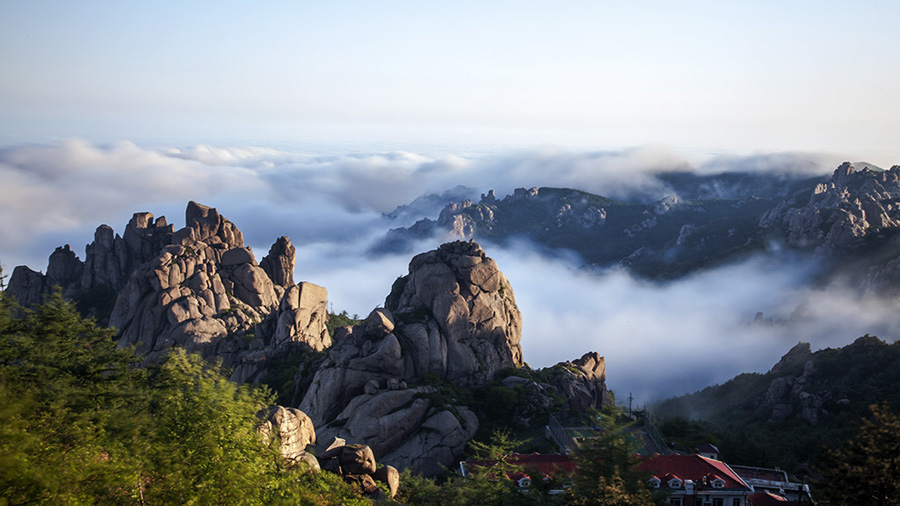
[108,201,330,382]
[6,201,331,384]
[761,163,900,251]
[299,240,523,475]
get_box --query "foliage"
[566,408,658,506]
[394,430,572,506]
[139,349,277,505]
[0,292,149,505]
[394,413,660,506]
[326,310,362,334]
[653,337,900,474]
[0,292,373,505]
[816,403,900,506]
[260,345,324,406]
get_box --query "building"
[730,465,813,505]
[460,453,575,493]
[638,454,753,506]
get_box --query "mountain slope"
[651,336,900,472]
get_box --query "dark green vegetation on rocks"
[652,336,900,476]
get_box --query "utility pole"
[628,393,634,419]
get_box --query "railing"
[547,413,572,452]
[642,415,670,455]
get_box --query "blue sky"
[2,0,899,162]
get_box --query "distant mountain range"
[374,162,900,288]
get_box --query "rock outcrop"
[760,163,900,252]
[7,201,624,479]
[553,352,614,415]
[298,240,523,475]
[258,405,320,469]
[7,211,176,319]
[259,405,400,499]
[761,341,841,425]
[8,201,331,385]
[107,202,330,382]
[316,443,400,499]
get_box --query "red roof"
[506,453,576,474]
[463,453,575,481]
[637,454,751,491]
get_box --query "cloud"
[463,144,694,202]
[697,151,842,176]
[2,138,891,405]
[488,242,900,403]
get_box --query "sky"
[1,1,900,403]
[1,1,899,162]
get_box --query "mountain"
[3,201,614,476]
[372,163,900,287]
[650,336,900,473]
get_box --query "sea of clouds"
[2,138,895,403]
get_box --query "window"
[731,500,743,506]
[712,498,724,506]
[668,478,683,488]
[649,478,661,488]
[668,498,682,506]
[711,478,726,489]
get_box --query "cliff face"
[7,212,175,318]
[298,240,524,475]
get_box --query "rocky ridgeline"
[8,201,330,383]
[374,163,900,291]
[6,202,614,477]
[8,212,175,312]
[759,162,900,251]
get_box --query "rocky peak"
[760,163,900,254]
[653,195,680,215]
[47,245,83,288]
[386,240,523,385]
[480,189,498,204]
[509,187,540,201]
[175,200,244,248]
[260,236,296,289]
[552,352,614,416]
[297,240,522,475]
[7,209,175,313]
[571,351,607,382]
[5,202,324,384]
[770,342,812,375]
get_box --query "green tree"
[566,408,657,506]
[817,403,900,505]
[139,349,278,505]
[0,292,149,504]
[0,291,381,506]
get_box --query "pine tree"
[817,403,900,505]
[566,408,658,506]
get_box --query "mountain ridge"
[373,162,900,288]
